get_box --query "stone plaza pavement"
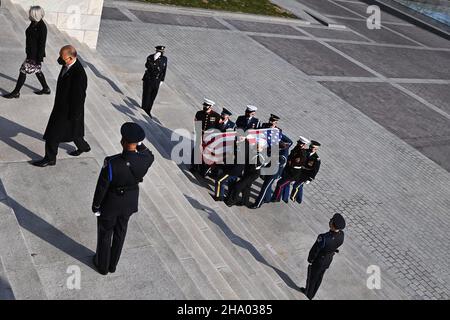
[97,0,450,299]
[0,0,448,299]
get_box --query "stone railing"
[10,0,104,48]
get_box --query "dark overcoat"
[43,59,87,142]
[25,20,47,63]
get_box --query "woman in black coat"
[3,5,50,99]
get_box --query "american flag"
[202,128,280,164]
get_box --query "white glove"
[305,180,311,185]
[93,212,100,217]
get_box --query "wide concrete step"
[0,189,47,299]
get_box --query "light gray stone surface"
[96,1,450,300]
[0,262,15,300]
[328,42,450,78]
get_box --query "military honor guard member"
[300,213,345,300]
[142,45,167,118]
[91,122,154,275]
[191,98,221,175]
[289,140,321,201]
[214,150,244,201]
[225,140,267,208]
[271,136,311,202]
[218,107,236,131]
[32,45,91,167]
[194,98,221,134]
[235,105,260,131]
[251,114,293,209]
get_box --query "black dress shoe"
[69,147,91,156]
[31,159,56,167]
[224,199,234,207]
[34,88,51,95]
[109,267,116,273]
[3,92,20,99]
[92,256,108,275]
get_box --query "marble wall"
[10,0,104,48]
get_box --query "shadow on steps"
[6,196,96,270]
[184,194,304,293]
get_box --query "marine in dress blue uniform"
[142,45,167,118]
[300,214,345,300]
[235,105,260,131]
[91,122,154,275]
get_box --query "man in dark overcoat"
[32,45,91,167]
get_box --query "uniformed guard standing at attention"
[300,213,345,300]
[91,122,154,275]
[142,45,167,118]
[235,105,260,131]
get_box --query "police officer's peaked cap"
[155,45,165,51]
[331,213,346,230]
[246,105,257,112]
[269,114,280,121]
[298,136,310,144]
[121,122,145,143]
[310,140,321,147]
[221,107,232,116]
[203,98,215,107]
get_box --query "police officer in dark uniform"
[142,45,167,118]
[235,105,260,131]
[191,98,221,175]
[300,213,345,300]
[91,122,154,275]
[218,107,236,132]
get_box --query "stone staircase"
[0,0,310,299]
